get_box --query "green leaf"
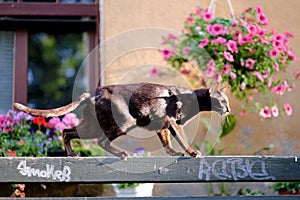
[220,114,236,139]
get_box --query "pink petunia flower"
[198,38,209,48]
[168,33,177,40]
[255,5,263,13]
[284,31,294,38]
[254,72,265,82]
[257,13,269,25]
[283,103,292,116]
[161,48,174,60]
[241,82,246,90]
[226,40,238,53]
[269,49,280,58]
[260,106,272,118]
[150,67,160,77]
[245,58,256,69]
[224,51,234,62]
[271,106,279,117]
[207,24,224,35]
[230,72,237,79]
[272,84,286,95]
[211,37,226,44]
[238,35,250,45]
[182,46,191,54]
[220,64,231,75]
[202,11,213,22]
[273,62,280,72]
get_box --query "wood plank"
[0,3,98,17]
[0,196,300,200]
[0,156,299,183]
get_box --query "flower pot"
[112,183,154,197]
[278,189,300,195]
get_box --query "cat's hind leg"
[62,127,80,157]
[157,128,184,156]
[168,118,201,158]
[97,133,131,161]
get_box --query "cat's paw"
[190,150,202,158]
[118,151,131,161]
[68,152,80,157]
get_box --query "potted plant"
[112,148,154,197]
[273,182,300,195]
[161,5,298,118]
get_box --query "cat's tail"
[13,93,91,118]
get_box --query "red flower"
[33,116,47,127]
[7,149,17,157]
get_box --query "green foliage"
[220,114,236,139]
[272,182,300,194]
[28,33,87,109]
[236,188,265,196]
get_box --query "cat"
[13,82,230,160]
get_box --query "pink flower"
[226,40,238,53]
[150,67,160,77]
[195,8,202,15]
[198,38,209,48]
[288,50,297,61]
[272,84,286,95]
[260,107,272,118]
[245,58,255,69]
[224,51,234,62]
[62,113,80,128]
[269,49,280,58]
[271,106,279,117]
[283,103,292,116]
[284,31,294,38]
[182,46,191,54]
[180,68,190,75]
[230,72,237,79]
[186,15,194,24]
[240,110,248,116]
[205,59,216,78]
[247,24,257,34]
[257,28,267,37]
[241,82,246,90]
[168,33,177,40]
[202,11,213,22]
[238,35,250,45]
[55,122,66,132]
[211,37,226,44]
[161,48,174,60]
[273,62,280,72]
[207,24,224,35]
[48,117,61,129]
[220,64,231,75]
[257,13,269,25]
[254,72,265,82]
[256,5,263,13]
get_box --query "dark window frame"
[0,1,100,105]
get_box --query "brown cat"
[14,82,230,160]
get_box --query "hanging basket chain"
[208,0,236,20]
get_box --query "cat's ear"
[220,85,229,93]
[209,83,219,94]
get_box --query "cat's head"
[209,84,231,116]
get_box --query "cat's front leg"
[168,118,201,158]
[157,128,185,156]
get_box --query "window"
[0,1,99,112]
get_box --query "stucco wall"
[102,0,300,155]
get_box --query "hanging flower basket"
[162,4,298,118]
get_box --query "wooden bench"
[0,156,299,199]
